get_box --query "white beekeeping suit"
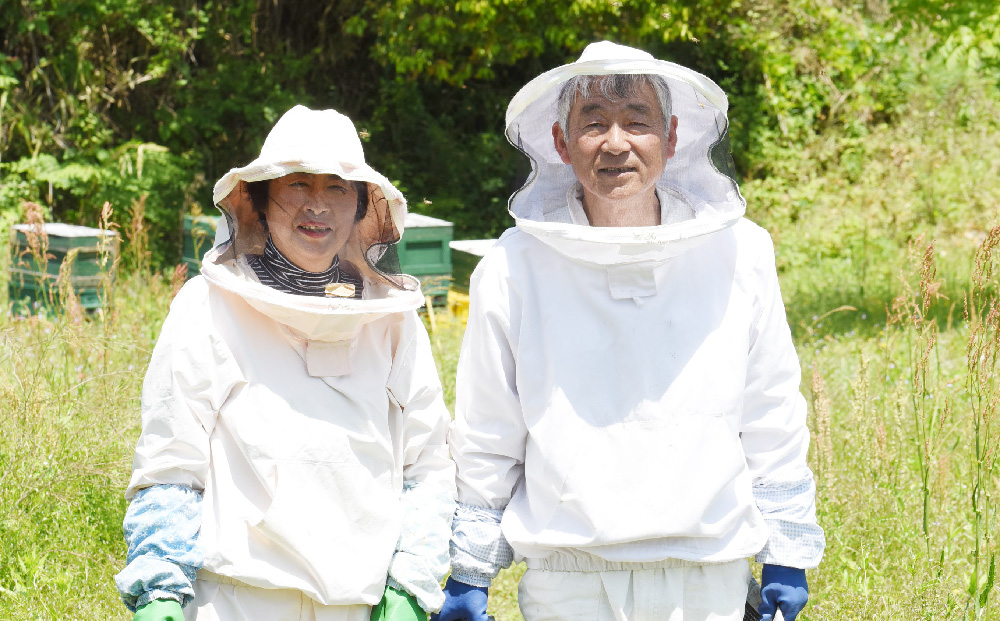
[446,42,824,620]
[115,106,456,621]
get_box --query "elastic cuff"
[455,502,504,521]
[449,570,492,589]
[134,589,183,611]
[386,576,407,594]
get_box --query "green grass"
[0,271,173,620]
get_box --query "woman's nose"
[303,191,330,213]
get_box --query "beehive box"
[399,213,453,299]
[182,214,221,278]
[449,239,497,294]
[8,223,119,313]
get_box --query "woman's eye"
[289,181,308,188]
[328,185,347,194]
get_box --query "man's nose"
[602,124,630,154]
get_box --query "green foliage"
[1,147,203,266]
[365,78,517,238]
[1,0,966,266]
[364,0,699,84]
[1,0,372,265]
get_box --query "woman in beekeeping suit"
[115,105,456,621]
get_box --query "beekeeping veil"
[201,105,424,342]
[505,41,746,277]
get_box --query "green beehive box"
[8,223,119,314]
[449,239,497,294]
[399,213,453,299]
[182,214,221,278]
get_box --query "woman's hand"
[133,598,184,621]
[370,586,427,621]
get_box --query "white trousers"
[518,556,750,621]
[184,573,371,621]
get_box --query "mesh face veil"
[198,106,425,343]
[208,106,420,305]
[504,41,746,267]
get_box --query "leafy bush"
[7,0,985,264]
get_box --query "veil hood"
[505,41,746,268]
[202,105,424,342]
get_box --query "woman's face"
[265,173,360,272]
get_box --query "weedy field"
[1,219,998,620]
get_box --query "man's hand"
[759,564,808,621]
[431,577,489,621]
[133,598,184,621]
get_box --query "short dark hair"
[247,177,369,223]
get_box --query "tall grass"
[0,208,170,619]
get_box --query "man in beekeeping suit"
[436,42,824,621]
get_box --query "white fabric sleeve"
[115,484,203,611]
[385,313,457,613]
[740,231,825,569]
[127,281,244,498]
[447,247,525,584]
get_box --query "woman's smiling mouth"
[298,223,331,237]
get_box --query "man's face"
[552,82,678,212]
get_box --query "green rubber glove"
[133,598,184,621]
[370,586,427,621]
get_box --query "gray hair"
[556,74,672,136]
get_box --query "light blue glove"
[431,577,489,621]
[759,564,809,621]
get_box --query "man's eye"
[289,181,308,188]
[328,185,347,194]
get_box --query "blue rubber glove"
[431,577,489,621]
[759,564,809,621]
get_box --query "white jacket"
[448,42,823,584]
[129,274,455,607]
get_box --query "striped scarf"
[247,236,363,299]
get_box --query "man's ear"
[666,115,679,159]
[552,122,573,165]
